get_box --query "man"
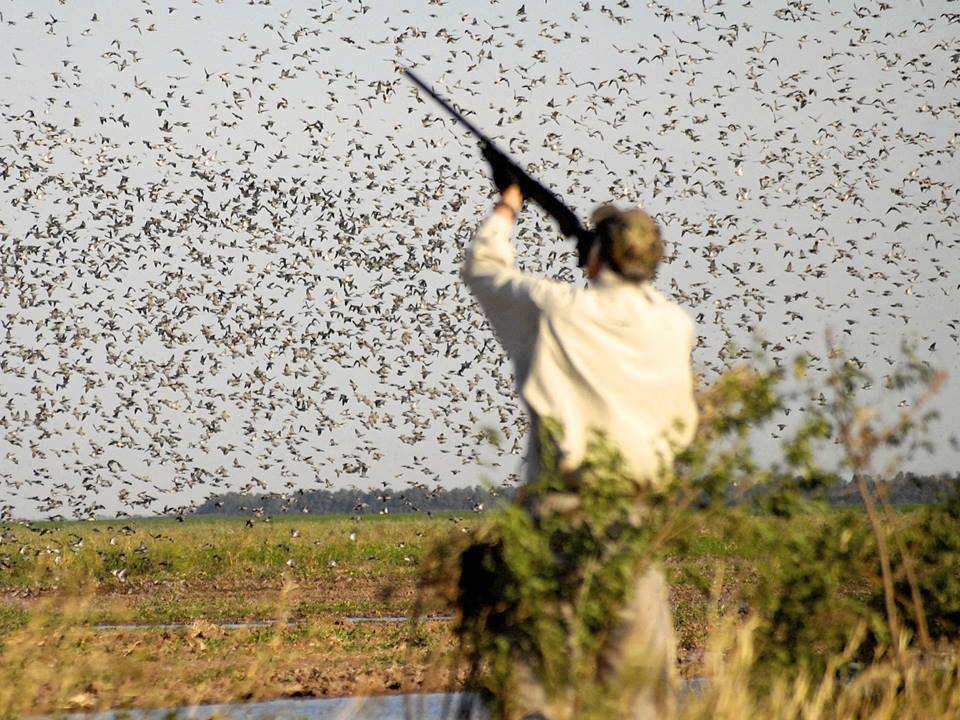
[461,180,698,719]
[463,182,698,490]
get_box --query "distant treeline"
[192,472,960,517]
[747,471,960,508]
[193,484,512,517]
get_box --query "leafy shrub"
[420,347,960,716]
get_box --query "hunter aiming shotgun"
[403,68,596,266]
[412,65,697,719]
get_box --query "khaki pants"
[504,565,677,720]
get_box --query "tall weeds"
[419,343,959,718]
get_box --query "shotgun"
[404,68,595,267]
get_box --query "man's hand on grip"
[499,185,523,217]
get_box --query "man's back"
[521,269,697,485]
[464,211,698,487]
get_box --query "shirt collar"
[594,268,636,289]
[592,268,656,301]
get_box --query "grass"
[0,514,465,715]
[0,509,955,717]
[0,510,815,591]
[0,514,445,590]
[0,604,28,635]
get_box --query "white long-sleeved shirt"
[463,211,698,489]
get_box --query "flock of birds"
[0,0,958,523]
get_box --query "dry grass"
[0,592,459,714]
[0,515,460,715]
[680,617,960,720]
[1,513,957,718]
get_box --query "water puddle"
[57,692,485,720]
[347,615,453,623]
[56,681,708,719]
[88,616,452,631]
[89,621,289,631]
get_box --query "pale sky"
[1,0,958,520]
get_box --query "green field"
[1,509,957,718]
[1,514,460,715]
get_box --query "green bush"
[420,349,960,715]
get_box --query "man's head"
[587,204,663,283]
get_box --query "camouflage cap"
[590,204,663,282]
